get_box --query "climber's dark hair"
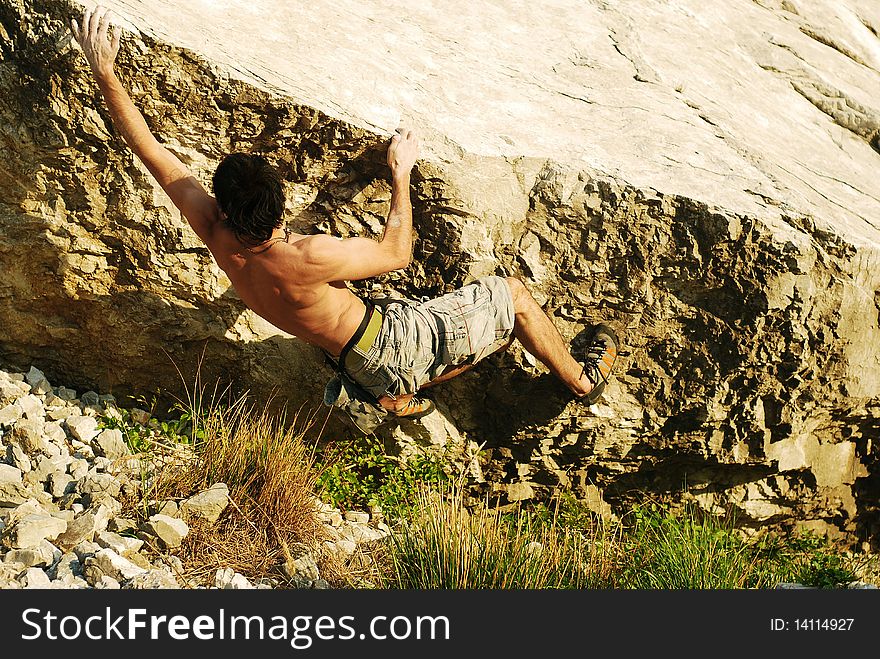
[212,153,285,244]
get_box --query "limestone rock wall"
[1,0,878,546]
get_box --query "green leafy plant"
[615,502,866,589]
[155,402,204,444]
[99,402,202,453]
[98,407,151,453]
[619,502,767,589]
[315,435,451,521]
[751,531,862,589]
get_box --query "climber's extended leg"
[504,277,618,402]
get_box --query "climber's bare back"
[204,223,367,358]
[68,3,417,361]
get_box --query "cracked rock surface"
[1,0,878,545]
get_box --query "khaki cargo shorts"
[344,275,515,400]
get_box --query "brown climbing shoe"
[390,396,436,420]
[578,324,619,405]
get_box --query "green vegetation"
[314,434,451,521]
[381,485,617,589]
[98,394,202,453]
[619,502,865,589]
[751,530,863,589]
[98,407,152,453]
[382,493,865,589]
[621,501,766,588]
[102,386,871,590]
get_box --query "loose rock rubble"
[0,366,387,589]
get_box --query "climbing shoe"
[578,323,619,405]
[390,396,436,420]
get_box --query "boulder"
[0,0,878,546]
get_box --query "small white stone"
[21,567,52,589]
[89,548,148,581]
[5,513,68,549]
[93,456,113,472]
[95,530,144,556]
[43,421,68,445]
[68,458,89,480]
[73,446,95,461]
[340,524,385,544]
[46,407,77,421]
[344,510,370,524]
[44,393,66,407]
[65,416,99,443]
[0,463,23,483]
[214,567,254,590]
[333,539,357,557]
[95,575,121,589]
[0,403,23,428]
[16,394,44,419]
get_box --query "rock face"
[1,1,878,544]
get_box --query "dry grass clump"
[186,395,323,541]
[128,390,334,587]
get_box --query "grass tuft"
[119,382,329,587]
[380,484,618,589]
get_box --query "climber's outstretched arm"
[298,128,419,283]
[70,6,218,243]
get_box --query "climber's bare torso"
[202,218,368,358]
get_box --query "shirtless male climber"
[70,6,619,420]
